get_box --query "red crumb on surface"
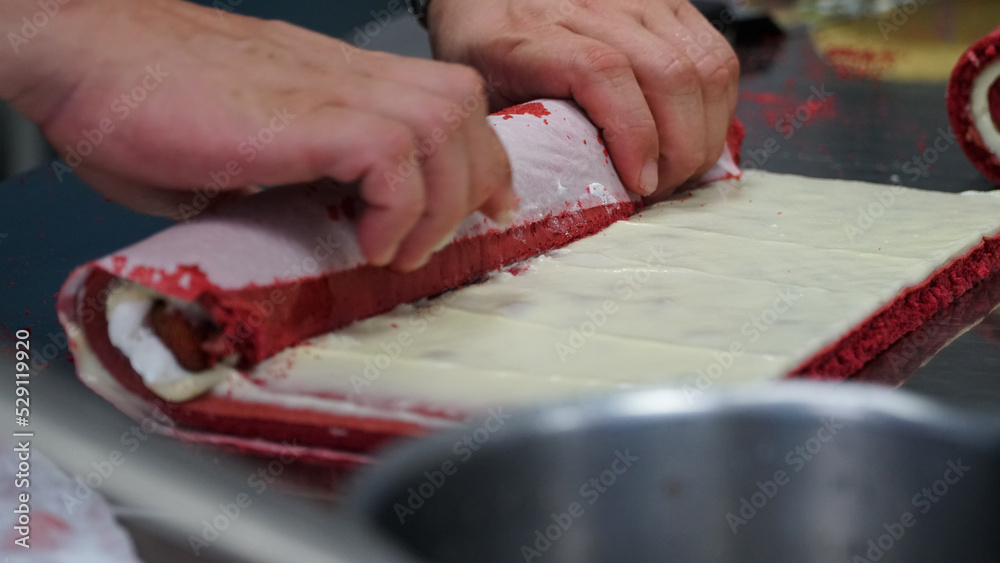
[493,101,552,120]
[741,89,836,135]
[741,91,786,105]
[326,205,340,221]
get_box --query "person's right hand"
[1,0,516,272]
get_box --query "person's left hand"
[427,0,739,200]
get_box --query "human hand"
[427,0,739,200]
[1,0,516,271]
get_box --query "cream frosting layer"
[971,58,1000,155]
[223,171,1000,413]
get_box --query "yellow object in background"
[751,0,1000,82]
[810,0,1000,82]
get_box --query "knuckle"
[415,98,454,134]
[577,46,632,80]
[661,56,700,94]
[382,124,417,159]
[699,59,731,96]
[425,190,467,225]
[722,47,741,80]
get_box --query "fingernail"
[639,160,659,196]
[495,208,519,229]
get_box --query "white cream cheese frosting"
[971,58,1000,156]
[105,283,236,402]
[96,171,1000,415]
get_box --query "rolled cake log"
[58,99,744,399]
[948,25,1000,185]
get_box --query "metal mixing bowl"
[348,383,1000,562]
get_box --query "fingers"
[500,30,661,196]
[289,107,427,268]
[605,21,708,196]
[674,2,740,174]
[426,0,741,200]
[590,4,738,198]
[364,55,518,227]
[271,96,502,272]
